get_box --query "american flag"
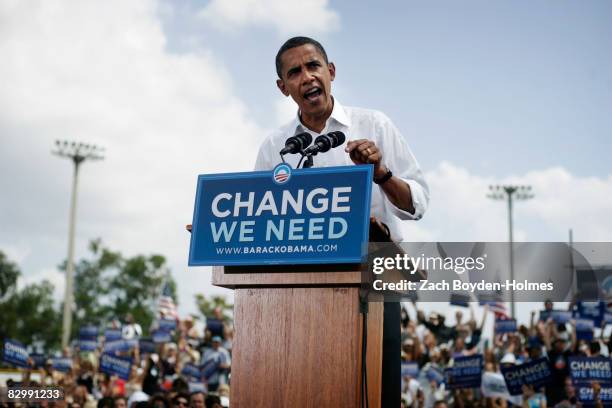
[488,301,509,318]
[157,281,178,320]
[479,299,509,318]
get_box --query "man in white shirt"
[255,36,429,407]
[255,37,429,242]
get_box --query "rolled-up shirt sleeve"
[376,113,430,221]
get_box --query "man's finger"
[356,143,377,155]
[345,139,369,152]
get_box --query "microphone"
[279,132,312,155]
[303,131,346,155]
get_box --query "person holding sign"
[255,36,430,406]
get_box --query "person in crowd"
[171,393,190,408]
[204,395,223,408]
[97,397,115,408]
[200,336,231,392]
[150,393,170,408]
[189,391,206,408]
[122,313,143,340]
[113,396,127,408]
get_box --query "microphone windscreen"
[329,131,346,146]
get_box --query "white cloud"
[0,0,264,315]
[0,242,31,265]
[405,162,612,243]
[198,0,340,36]
[17,268,65,302]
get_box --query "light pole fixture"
[487,185,534,319]
[53,141,104,348]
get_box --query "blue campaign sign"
[401,362,419,378]
[182,363,202,381]
[575,301,606,326]
[99,353,132,380]
[445,355,483,389]
[501,357,553,396]
[2,339,30,368]
[577,385,612,406]
[79,325,98,340]
[30,353,47,369]
[495,319,517,334]
[51,358,73,373]
[157,318,177,332]
[139,339,156,354]
[189,165,373,266]
[152,330,172,344]
[205,318,224,337]
[104,329,122,341]
[104,340,128,353]
[575,319,595,341]
[551,310,572,324]
[569,357,612,386]
[124,339,138,350]
[79,339,98,352]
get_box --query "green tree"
[108,253,177,335]
[0,251,62,351]
[65,240,177,337]
[68,239,121,339]
[0,251,20,299]
[195,294,233,322]
[0,242,179,350]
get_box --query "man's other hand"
[345,139,386,178]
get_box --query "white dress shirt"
[254,98,429,241]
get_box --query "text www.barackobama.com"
[216,244,338,255]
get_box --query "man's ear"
[328,62,336,81]
[276,79,289,96]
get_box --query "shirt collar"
[292,96,352,134]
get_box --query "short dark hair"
[172,393,190,406]
[205,395,221,408]
[589,341,601,355]
[97,397,114,408]
[190,391,205,400]
[275,36,328,78]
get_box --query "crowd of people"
[1,308,232,408]
[2,301,611,407]
[400,300,611,407]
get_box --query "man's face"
[190,393,205,408]
[277,44,335,119]
[115,398,127,408]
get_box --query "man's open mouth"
[303,87,322,101]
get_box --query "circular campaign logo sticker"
[272,163,292,185]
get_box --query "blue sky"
[160,0,612,178]
[1,0,611,321]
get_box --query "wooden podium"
[212,264,383,408]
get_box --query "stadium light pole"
[53,141,104,348]
[487,185,534,319]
